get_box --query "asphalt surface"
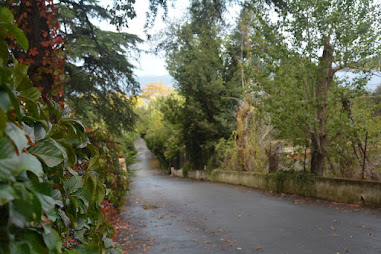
[119,138,381,254]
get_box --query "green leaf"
[0,40,7,65]
[64,250,79,254]
[13,62,30,90]
[0,139,44,181]
[84,173,97,202]
[64,175,83,194]
[58,209,71,227]
[19,87,41,102]
[20,231,47,254]
[0,137,15,159]
[96,181,106,205]
[103,237,114,249]
[17,153,44,178]
[23,98,41,119]
[73,242,101,254]
[45,208,59,223]
[75,228,88,244]
[58,141,77,167]
[0,7,13,23]
[9,194,41,228]
[0,22,29,51]
[0,108,6,133]
[52,189,63,208]
[87,144,100,170]
[70,188,91,214]
[61,118,85,132]
[34,123,47,141]
[0,183,17,205]
[6,122,28,153]
[0,40,9,66]
[1,83,21,120]
[43,229,61,252]
[0,137,18,181]
[0,90,10,112]
[29,138,65,167]
[9,241,30,254]
[25,181,55,212]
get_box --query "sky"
[98,0,190,78]
[98,0,241,79]
[97,1,381,90]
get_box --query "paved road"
[118,138,381,254]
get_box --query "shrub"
[0,7,122,253]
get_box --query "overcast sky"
[97,1,381,90]
[98,0,190,77]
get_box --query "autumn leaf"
[29,47,38,56]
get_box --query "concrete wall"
[171,168,381,207]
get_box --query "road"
[117,138,381,254]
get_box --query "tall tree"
[3,0,145,134]
[250,0,381,175]
[163,0,242,169]
[58,1,142,134]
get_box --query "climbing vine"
[8,0,65,104]
[0,7,122,253]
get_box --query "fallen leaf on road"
[256,245,262,251]
[142,204,159,210]
[332,233,339,237]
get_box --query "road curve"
[117,138,381,254]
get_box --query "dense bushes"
[0,7,128,253]
[135,92,185,171]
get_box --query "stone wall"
[171,168,381,207]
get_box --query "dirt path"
[115,138,381,253]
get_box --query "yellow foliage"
[141,82,174,101]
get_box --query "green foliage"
[267,170,316,195]
[209,168,222,182]
[88,129,134,209]
[246,0,381,177]
[58,1,142,136]
[161,0,243,169]
[214,101,270,172]
[0,8,122,253]
[136,92,185,171]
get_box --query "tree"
[3,0,143,134]
[141,82,173,101]
[58,1,142,134]
[250,0,381,175]
[5,0,65,103]
[162,0,242,170]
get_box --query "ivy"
[0,7,122,253]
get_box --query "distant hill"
[136,72,381,91]
[137,75,175,88]
[335,71,381,91]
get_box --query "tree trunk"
[310,134,325,175]
[10,0,64,103]
[310,36,334,176]
[269,141,282,173]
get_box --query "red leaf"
[41,41,50,47]
[29,47,39,56]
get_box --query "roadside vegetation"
[0,1,142,252]
[2,0,381,253]
[137,0,381,180]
